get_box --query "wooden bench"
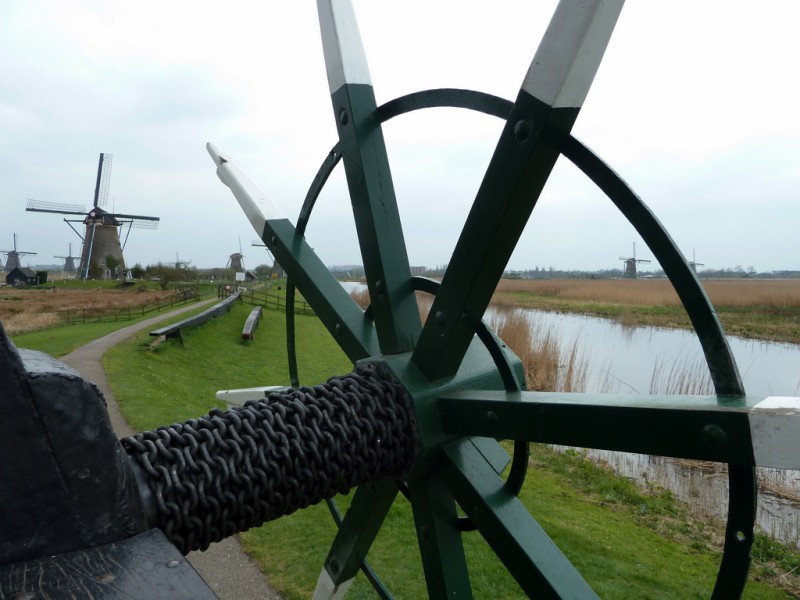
[150,291,241,343]
[241,306,262,340]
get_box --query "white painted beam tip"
[522,0,625,108]
[317,0,372,93]
[312,567,355,600]
[205,141,288,234]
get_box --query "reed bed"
[0,287,176,335]
[488,306,589,392]
[494,277,800,310]
[649,355,714,395]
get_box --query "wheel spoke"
[207,143,378,362]
[411,0,624,381]
[407,476,473,599]
[441,439,599,598]
[317,0,421,354]
[315,480,399,598]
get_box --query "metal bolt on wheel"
[205,1,798,598]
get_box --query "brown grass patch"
[0,287,177,335]
[494,278,800,309]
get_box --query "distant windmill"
[26,153,160,280]
[1,234,37,272]
[688,249,704,274]
[226,239,245,271]
[252,240,284,278]
[54,243,78,273]
[619,242,651,279]
[174,252,191,269]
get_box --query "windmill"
[689,249,704,274]
[226,239,245,271]
[1,234,37,272]
[174,252,191,269]
[251,239,284,278]
[26,153,160,280]
[54,243,78,273]
[619,242,651,279]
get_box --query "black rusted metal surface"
[0,529,217,600]
[0,323,147,567]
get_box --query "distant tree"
[105,255,119,278]
[253,263,273,279]
[35,270,47,285]
[130,263,145,279]
[146,263,197,291]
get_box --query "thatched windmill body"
[54,243,78,273]
[1,234,36,272]
[26,154,160,280]
[619,242,651,279]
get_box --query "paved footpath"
[60,300,283,600]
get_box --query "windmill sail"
[94,153,113,207]
[25,153,159,280]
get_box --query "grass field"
[99,301,798,599]
[493,278,800,344]
[3,279,799,597]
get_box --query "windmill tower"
[252,240,284,278]
[26,153,160,280]
[226,239,245,271]
[688,249,704,274]
[54,243,78,273]
[1,234,37,271]
[619,242,651,279]
[174,252,191,269]
[227,252,244,271]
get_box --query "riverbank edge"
[491,291,800,346]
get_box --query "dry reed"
[489,306,588,392]
[0,287,177,335]
[3,312,62,336]
[649,356,714,395]
[494,278,800,309]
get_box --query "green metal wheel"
[206,1,799,597]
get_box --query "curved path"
[60,300,283,600]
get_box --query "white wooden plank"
[206,142,286,232]
[522,0,625,108]
[317,0,372,94]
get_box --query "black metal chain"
[121,363,418,554]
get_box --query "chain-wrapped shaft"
[121,363,418,554]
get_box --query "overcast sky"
[2,1,798,274]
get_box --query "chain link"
[122,363,418,554]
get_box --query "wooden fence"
[58,290,203,325]
[239,288,315,316]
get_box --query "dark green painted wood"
[441,440,599,599]
[324,498,392,599]
[437,390,756,465]
[410,92,579,381]
[330,83,422,354]
[322,480,399,584]
[408,475,473,599]
[261,218,378,362]
[287,144,343,386]
[712,464,756,599]
[559,136,744,397]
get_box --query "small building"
[5,267,39,287]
